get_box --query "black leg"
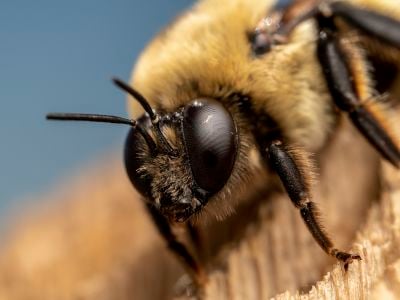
[267,141,361,270]
[317,14,400,167]
[330,2,400,48]
[187,222,204,259]
[146,204,206,285]
[270,1,400,50]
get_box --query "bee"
[47,0,400,295]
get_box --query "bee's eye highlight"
[182,99,238,195]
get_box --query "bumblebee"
[47,0,400,293]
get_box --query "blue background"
[0,1,193,218]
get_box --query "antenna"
[112,77,177,156]
[46,112,157,154]
[112,78,157,122]
[46,113,136,126]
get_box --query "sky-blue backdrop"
[0,1,193,217]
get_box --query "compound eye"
[124,115,153,198]
[182,99,238,195]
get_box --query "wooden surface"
[0,157,183,300]
[195,154,400,300]
[180,119,386,300]
[1,119,399,299]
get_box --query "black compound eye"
[182,99,238,195]
[124,115,153,198]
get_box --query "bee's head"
[124,94,238,222]
[47,79,238,223]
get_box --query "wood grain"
[1,117,399,299]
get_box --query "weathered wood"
[196,147,400,300]
[1,117,399,299]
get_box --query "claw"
[332,249,362,271]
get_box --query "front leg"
[146,204,206,286]
[266,141,361,270]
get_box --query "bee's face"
[124,98,238,222]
